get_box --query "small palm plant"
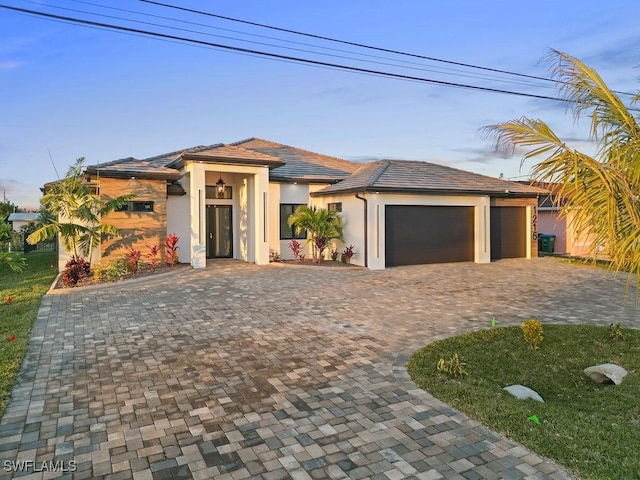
[287,206,344,263]
[27,158,133,266]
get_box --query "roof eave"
[179,154,284,169]
[85,168,181,181]
[311,186,541,197]
[269,176,345,184]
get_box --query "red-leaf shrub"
[127,247,142,275]
[165,234,179,267]
[61,256,91,287]
[147,244,160,271]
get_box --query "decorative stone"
[584,363,628,385]
[503,384,544,403]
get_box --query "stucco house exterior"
[7,212,39,232]
[523,181,598,256]
[64,138,544,270]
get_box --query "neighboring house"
[7,212,39,232]
[521,181,596,256]
[59,138,544,270]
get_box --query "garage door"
[490,207,526,260]
[385,205,475,267]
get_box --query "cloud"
[583,35,640,69]
[0,179,42,209]
[0,61,24,71]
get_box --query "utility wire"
[28,0,555,90]
[0,4,566,102]
[61,0,555,90]
[139,0,637,98]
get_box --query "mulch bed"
[54,263,190,290]
[276,260,359,268]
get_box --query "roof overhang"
[171,153,284,170]
[84,166,182,181]
[311,186,541,197]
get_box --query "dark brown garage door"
[490,207,526,260]
[385,205,475,267]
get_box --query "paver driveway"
[1,258,638,480]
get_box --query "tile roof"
[232,138,358,182]
[85,158,182,180]
[171,144,284,169]
[312,159,547,197]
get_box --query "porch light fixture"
[215,174,226,195]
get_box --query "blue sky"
[1,0,640,209]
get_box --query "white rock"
[584,363,628,385]
[503,385,544,403]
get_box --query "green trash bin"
[538,234,556,253]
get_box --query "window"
[327,202,342,212]
[205,185,232,199]
[117,201,154,212]
[280,204,307,240]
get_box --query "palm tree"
[484,50,640,284]
[0,251,26,272]
[287,205,344,262]
[27,158,133,266]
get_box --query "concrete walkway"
[1,258,638,480]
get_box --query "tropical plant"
[147,244,160,271]
[26,158,133,265]
[165,233,179,266]
[287,206,344,262]
[342,245,356,264]
[61,256,91,287]
[289,239,304,262]
[0,251,26,272]
[126,247,142,275]
[484,50,640,285]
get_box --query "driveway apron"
[1,258,638,480]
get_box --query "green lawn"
[0,252,57,418]
[407,324,640,480]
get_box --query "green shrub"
[521,318,544,350]
[436,353,468,377]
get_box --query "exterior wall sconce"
[216,174,226,195]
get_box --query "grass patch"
[407,324,640,480]
[0,252,57,418]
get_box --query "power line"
[140,0,557,84]
[28,0,553,92]
[139,0,637,98]
[0,3,566,102]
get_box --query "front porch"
[164,146,283,269]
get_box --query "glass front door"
[206,205,233,258]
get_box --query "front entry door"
[206,205,233,258]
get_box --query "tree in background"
[27,158,133,265]
[485,50,640,284]
[0,200,20,219]
[287,205,344,262]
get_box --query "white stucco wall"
[316,192,492,270]
[167,178,191,264]
[314,194,366,266]
[268,183,333,260]
[183,162,269,268]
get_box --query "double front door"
[206,205,232,258]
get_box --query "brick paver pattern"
[1,258,638,479]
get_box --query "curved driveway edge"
[1,258,637,480]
